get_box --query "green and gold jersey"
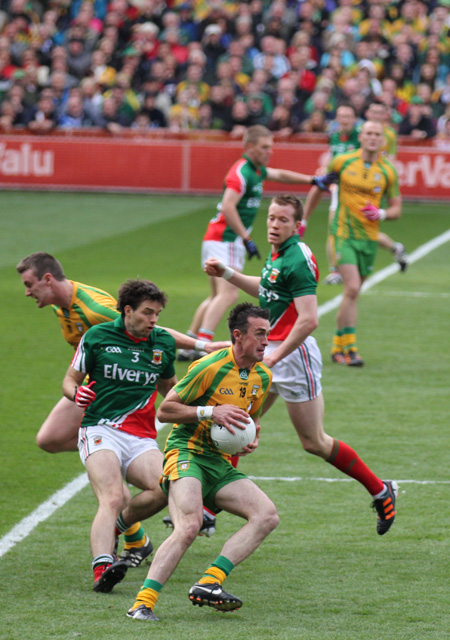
[164,346,272,459]
[72,316,176,438]
[328,149,400,241]
[52,280,119,349]
[381,125,397,157]
[329,127,361,157]
[259,235,319,341]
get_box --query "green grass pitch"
[1,191,449,640]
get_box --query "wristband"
[301,220,307,227]
[379,209,386,221]
[216,260,234,280]
[195,339,206,351]
[197,406,214,421]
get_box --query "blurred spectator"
[301,108,327,133]
[57,91,95,128]
[168,88,198,130]
[80,76,103,124]
[176,62,210,103]
[26,90,57,133]
[0,99,19,131]
[66,37,92,79]
[141,90,167,127]
[208,83,232,130]
[131,110,152,131]
[195,102,213,129]
[252,35,290,79]
[398,96,437,139]
[435,115,450,149]
[177,3,199,44]
[98,95,130,133]
[267,103,300,137]
[244,92,270,126]
[229,99,252,137]
[131,21,160,60]
[202,24,227,77]
[139,76,171,117]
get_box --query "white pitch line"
[0,474,89,557]
[2,228,450,559]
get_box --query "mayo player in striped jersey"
[178,125,336,361]
[205,195,398,536]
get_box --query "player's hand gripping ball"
[210,415,256,455]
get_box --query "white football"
[210,416,256,455]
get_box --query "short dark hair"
[16,252,65,280]
[117,279,167,315]
[271,194,304,222]
[227,302,270,343]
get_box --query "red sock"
[230,455,239,468]
[327,439,384,495]
[93,563,110,582]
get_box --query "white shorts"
[78,425,159,477]
[202,239,246,271]
[266,336,322,403]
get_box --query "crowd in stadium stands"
[1,0,450,140]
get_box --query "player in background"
[325,120,402,366]
[62,279,176,593]
[205,195,398,535]
[16,252,231,548]
[127,303,277,621]
[302,103,407,285]
[177,124,336,361]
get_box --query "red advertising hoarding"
[0,135,449,199]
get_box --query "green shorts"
[334,236,378,277]
[160,448,247,513]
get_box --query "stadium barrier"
[0,131,448,199]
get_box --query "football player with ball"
[127,303,278,621]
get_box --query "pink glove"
[298,221,307,238]
[75,381,96,407]
[361,202,386,221]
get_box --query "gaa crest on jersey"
[239,369,249,380]
[76,322,84,334]
[374,173,381,181]
[269,268,280,283]
[152,349,163,365]
[178,460,190,471]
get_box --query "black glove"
[244,238,261,260]
[311,171,339,191]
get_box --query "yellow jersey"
[328,150,400,241]
[52,280,119,349]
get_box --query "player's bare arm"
[221,187,252,241]
[266,167,314,184]
[156,375,178,398]
[157,388,249,431]
[62,365,87,402]
[263,295,318,368]
[303,184,324,223]
[204,258,261,298]
[162,326,230,352]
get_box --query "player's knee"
[36,431,59,453]
[300,436,324,457]
[257,504,279,536]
